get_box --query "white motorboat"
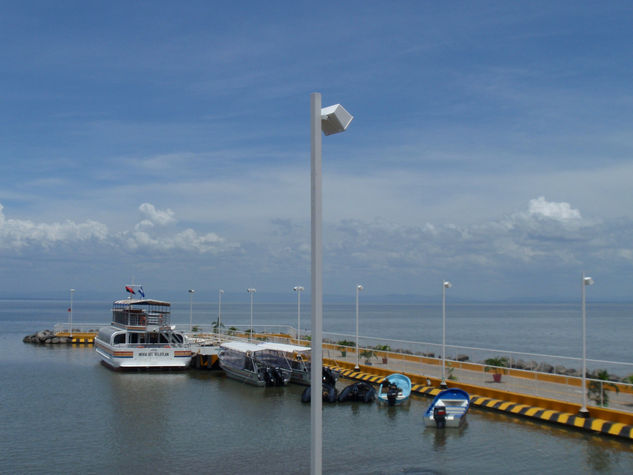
[95,286,192,370]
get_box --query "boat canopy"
[259,342,311,353]
[113,299,170,306]
[220,341,262,353]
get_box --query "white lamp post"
[188,289,195,332]
[580,272,594,417]
[355,284,364,370]
[440,281,452,389]
[310,92,353,475]
[247,288,256,341]
[218,289,224,335]
[69,289,75,338]
[294,286,304,342]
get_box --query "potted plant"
[484,356,508,383]
[360,349,376,365]
[588,369,620,407]
[337,340,355,357]
[375,344,391,364]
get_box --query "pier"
[25,323,633,440]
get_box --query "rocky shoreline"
[23,329,76,345]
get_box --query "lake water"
[2,300,633,473]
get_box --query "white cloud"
[528,196,581,221]
[0,203,108,249]
[0,202,237,256]
[138,203,175,226]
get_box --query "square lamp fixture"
[321,104,354,136]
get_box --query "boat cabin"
[96,326,185,347]
[111,299,171,329]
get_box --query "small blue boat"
[377,373,411,405]
[424,388,470,428]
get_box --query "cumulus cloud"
[0,202,237,256]
[125,228,233,254]
[138,202,175,226]
[528,196,581,221]
[0,203,108,249]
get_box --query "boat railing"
[54,323,105,335]
[112,342,188,349]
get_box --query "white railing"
[53,323,105,334]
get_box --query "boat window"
[113,333,125,345]
[128,333,138,344]
[221,348,246,368]
[173,334,183,344]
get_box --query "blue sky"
[1,1,633,301]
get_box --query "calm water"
[2,300,633,473]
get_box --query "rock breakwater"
[23,330,71,344]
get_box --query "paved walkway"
[324,348,633,414]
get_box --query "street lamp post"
[218,289,224,335]
[247,288,256,341]
[355,284,364,370]
[440,281,452,389]
[69,289,75,338]
[294,286,304,342]
[580,272,594,417]
[310,92,353,475]
[188,289,195,332]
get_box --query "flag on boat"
[138,287,145,298]
[68,308,71,312]
[125,286,135,295]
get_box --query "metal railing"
[54,323,104,334]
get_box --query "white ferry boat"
[95,287,192,370]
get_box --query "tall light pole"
[310,92,353,475]
[355,284,364,370]
[247,288,256,341]
[69,289,75,338]
[188,289,195,332]
[440,280,452,389]
[580,272,594,417]
[218,289,224,335]
[294,286,304,342]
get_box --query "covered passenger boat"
[95,287,192,370]
[259,342,311,385]
[218,341,292,386]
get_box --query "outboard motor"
[271,367,285,386]
[261,367,275,385]
[433,405,447,428]
[387,383,399,406]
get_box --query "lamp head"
[321,104,353,136]
[357,284,364,291]
[294,286,304,292]
[584,277,594,286]
[443,281,452,289]
[219,289,224,294]
[188,289,195,294]
[247,288,256,293]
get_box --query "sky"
[1,1,633,302]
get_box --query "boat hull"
[424,388,470,428]
[95,340,192,370]
[377,373,412,405]
[219,361,267,386]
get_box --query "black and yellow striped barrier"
[328,364,633,441]
[70,338,94,344]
